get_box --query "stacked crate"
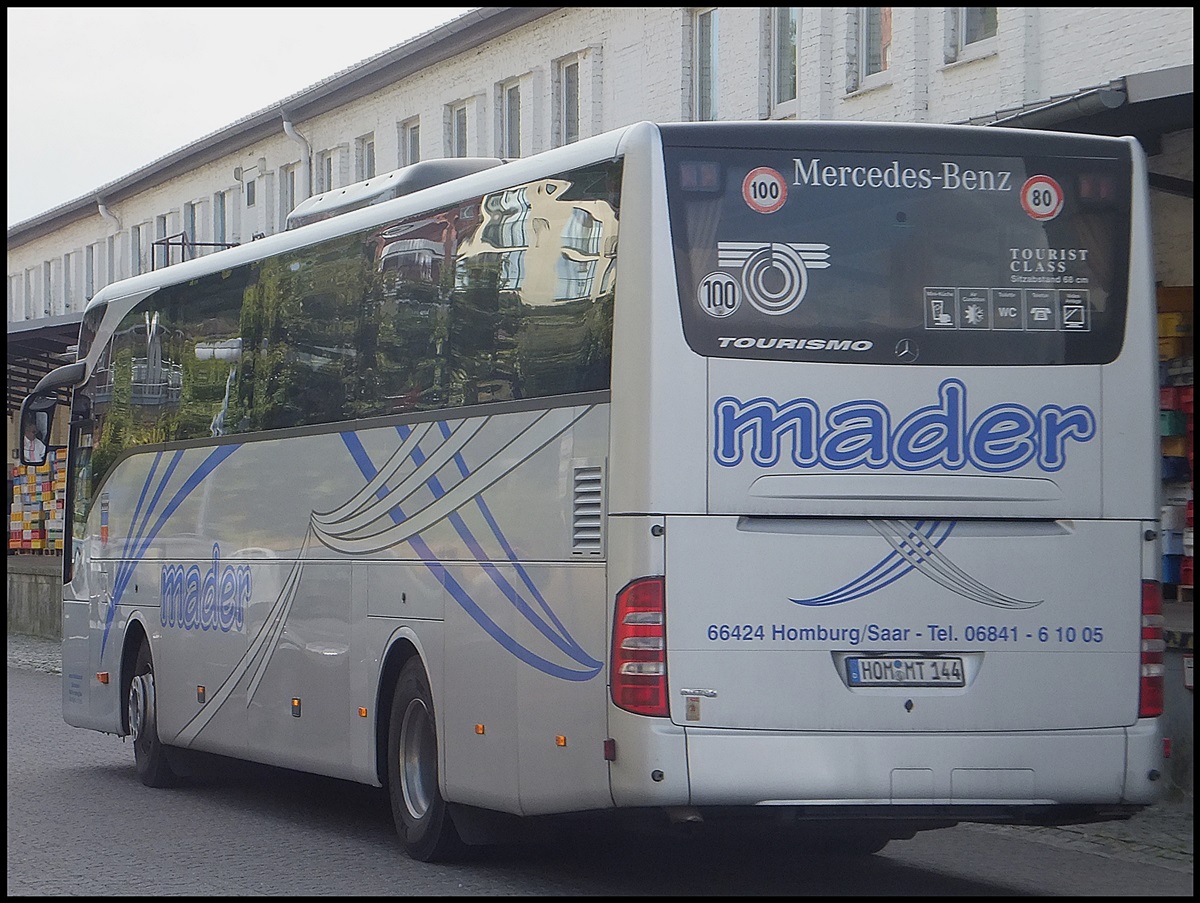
[8,447,67,553]
[1158,289,1193,603]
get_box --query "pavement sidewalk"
[7,631,1191,875]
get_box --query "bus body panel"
[664,514,1141,733]
[441,557,610,817]
[66,400,610,786]
[608,122,710,517]
[62,599,107,732]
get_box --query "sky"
[6,7,472,227]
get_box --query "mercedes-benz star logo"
[895,338,920,363]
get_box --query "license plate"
[846,656,965,687]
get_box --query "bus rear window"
[665,144,1132,366]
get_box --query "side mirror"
[19,394,56,467]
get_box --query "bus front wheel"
[128,639,181,788]
[387,658,465,862]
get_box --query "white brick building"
[6,6,1194,441]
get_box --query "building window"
[155,214,170,270]
[24,268,35,319]
[106,236,118,285]
[449,102,469,157]
[859,7,892,81]
[213,192,227,246]
[85,244,95,300]
[245,178,257,208]
[555,56,580,146]
[500,80,522,158]
[183,202,197,260]
[961,7,997,47]
[131,224,146,276]
[944,7,996,64]
[401,118,420,166]
[694,9,719,121]
[280,165,296,221]
[772,7,798,116]
[62,253,73,311]
[43,261,53,315]
[356,133,376,180]
[317,151,334,193]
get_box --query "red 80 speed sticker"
[1020,175,1064,221]
[742,167,788,214]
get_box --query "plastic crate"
[1161,410,1188,436]
[1163,436,1188,458]
[1162,456,1191,481]
[1162,555,1182,584]
[1183,556,1194,587]
[1163,531,1185,555]
[1182,386,1194,415]
[1161,386,1181,410]
[1160,336,1186,360]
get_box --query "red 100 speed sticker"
[742,167,788,214]
[1020,174,1064,221]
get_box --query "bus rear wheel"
[387,658,465,862]
[128,639,181,788]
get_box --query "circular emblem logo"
[894,338,920,363]
[742,243,808,315]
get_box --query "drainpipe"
[282,112,312,203]
[97,199,121,231]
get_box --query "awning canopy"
[7,313,82,415]
[966,64,1193,198]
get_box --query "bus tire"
[387,658,465,862]
[128,639,181,788]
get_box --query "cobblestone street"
[9,631,1191,876]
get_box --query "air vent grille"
[572,463,604,555]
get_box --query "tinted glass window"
[76,161,620,505]
[666,144,1131,365]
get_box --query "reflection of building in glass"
[379,238,445,285]
[456,176,617,306]
[481,189,531,250]
[92,311,183,406]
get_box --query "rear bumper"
[678,718,1165,808]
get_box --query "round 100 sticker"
[1020,174,1064,221]
[697,271,741,317]
[742,167,788,214]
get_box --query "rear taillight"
[1139,580,1165,718]
[611,576,668,717]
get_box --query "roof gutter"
[988,82,1128,129]
[282,113,312,203]
[97,200,121,231]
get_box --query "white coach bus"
[22,119,1166,861]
